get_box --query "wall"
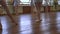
[0,5,23,15]
[0,5,60,15]
[23,6,31,14]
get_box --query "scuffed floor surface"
[0,12,60,34]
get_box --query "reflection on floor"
[0,12,60,34]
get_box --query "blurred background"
[0,0,60,15]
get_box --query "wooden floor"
[0,12,60,34]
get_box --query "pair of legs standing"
[0,0,18,29]
[31,2,42,22]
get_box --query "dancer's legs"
[13,5,18,15]
[1,0,17,25]
[35,2,42,21]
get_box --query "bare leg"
[13,5,18,16]
[35,2,42,21]
[31,2,42,22]
[1,1,17,25]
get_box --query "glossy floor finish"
[0,12,60,34]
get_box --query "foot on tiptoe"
[34,19,42,23]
